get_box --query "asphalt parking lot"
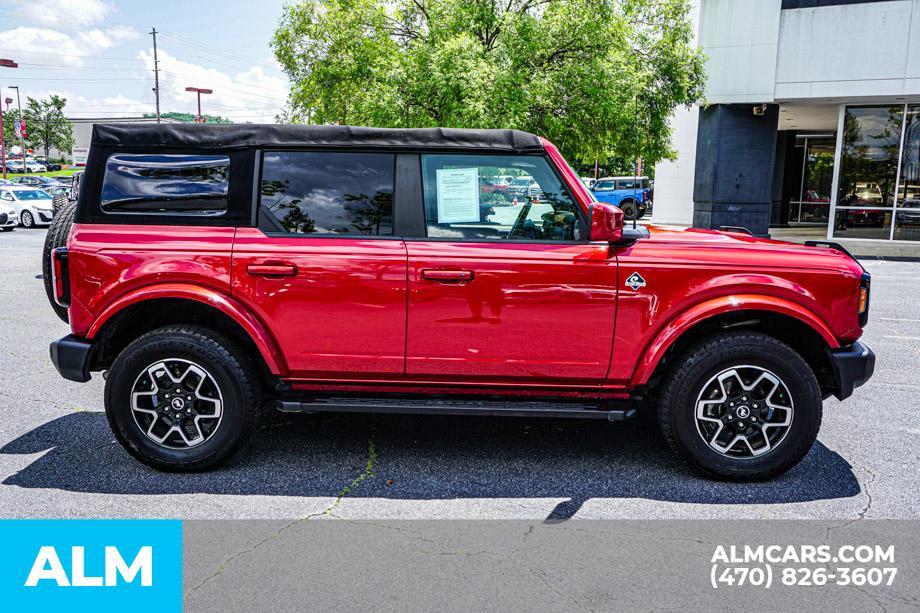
[1,227,919,521]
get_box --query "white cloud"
[138,49,289,123]
[8,0,118,28]
[0,25,141,67]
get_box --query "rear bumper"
[49,334,94,383]
[828,341,875,400]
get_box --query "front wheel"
[105,325,262,471]
[658,331,822,481]
[20,210,34,228]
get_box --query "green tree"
[272,0,705,166]
[1,106,15,155]
[142,112,234,124]
[23,95,74,159]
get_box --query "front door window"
[420,154,586,242]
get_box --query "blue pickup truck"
[588,176,652,220]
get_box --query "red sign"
[19,119,26,138]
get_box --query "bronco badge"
[625,272,646,291]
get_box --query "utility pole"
[0,91,5,180]
[0,58,17,179]
[150,28,161,123]
[9,85,26,167]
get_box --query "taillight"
[51,247,70,308]
[858,272,870,327]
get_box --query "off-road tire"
[658,331,822,481]
[42,200,76,322]
[105,325,261,471]
[619,199,638,221]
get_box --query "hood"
[641,224,864,275]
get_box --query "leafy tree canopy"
[272,0,705,165]
[23,95,74,159]
[143,112,234,124]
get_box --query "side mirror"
[590,202,624,243]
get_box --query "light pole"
[0,58,17,180]
[9,85,26,170]
[185,87,213,124]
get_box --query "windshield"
[11,189,52,201]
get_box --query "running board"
[276,396,636,422]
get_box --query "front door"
[405,153,618,386]
[232,150,407,379]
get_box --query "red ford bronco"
[45,124,874,480]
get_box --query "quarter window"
[259,151,394,236]
[101,154,230,215]
[421,154,584,241]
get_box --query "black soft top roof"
[91,123,545,154]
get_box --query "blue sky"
[0,0,289,122]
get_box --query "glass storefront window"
[894,105,920,241]
[833,209,893,240]
[789,137,835,223]
[832,105,912,241]
[836,106,903,209]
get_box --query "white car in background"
[0,199,18,231]
[0,186,54,228]
[24,158,48,173]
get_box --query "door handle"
[420,269,474,282]
[247,263,298,277]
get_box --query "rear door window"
[101,154,230,215]
[258,151,395,236]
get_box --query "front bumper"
[828,341,875,400]
[49,334,94,383]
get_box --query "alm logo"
[625,272,646,291]
[25,545,153,587]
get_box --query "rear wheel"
[105,325,262,471]
[42,200,76,322]
[658,331,821,481]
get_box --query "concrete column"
[770,131,797,227]
[692,103,780,237]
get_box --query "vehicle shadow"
[1,411,861,520]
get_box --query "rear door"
[403,153,618,386]
[232,150,408,379]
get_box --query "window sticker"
[436,167,480,223]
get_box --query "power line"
[0,48,145,62]
[16,64,144,71]
[0,6,143,30]
[161,31,271,66]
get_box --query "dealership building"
[653,0,920,243]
